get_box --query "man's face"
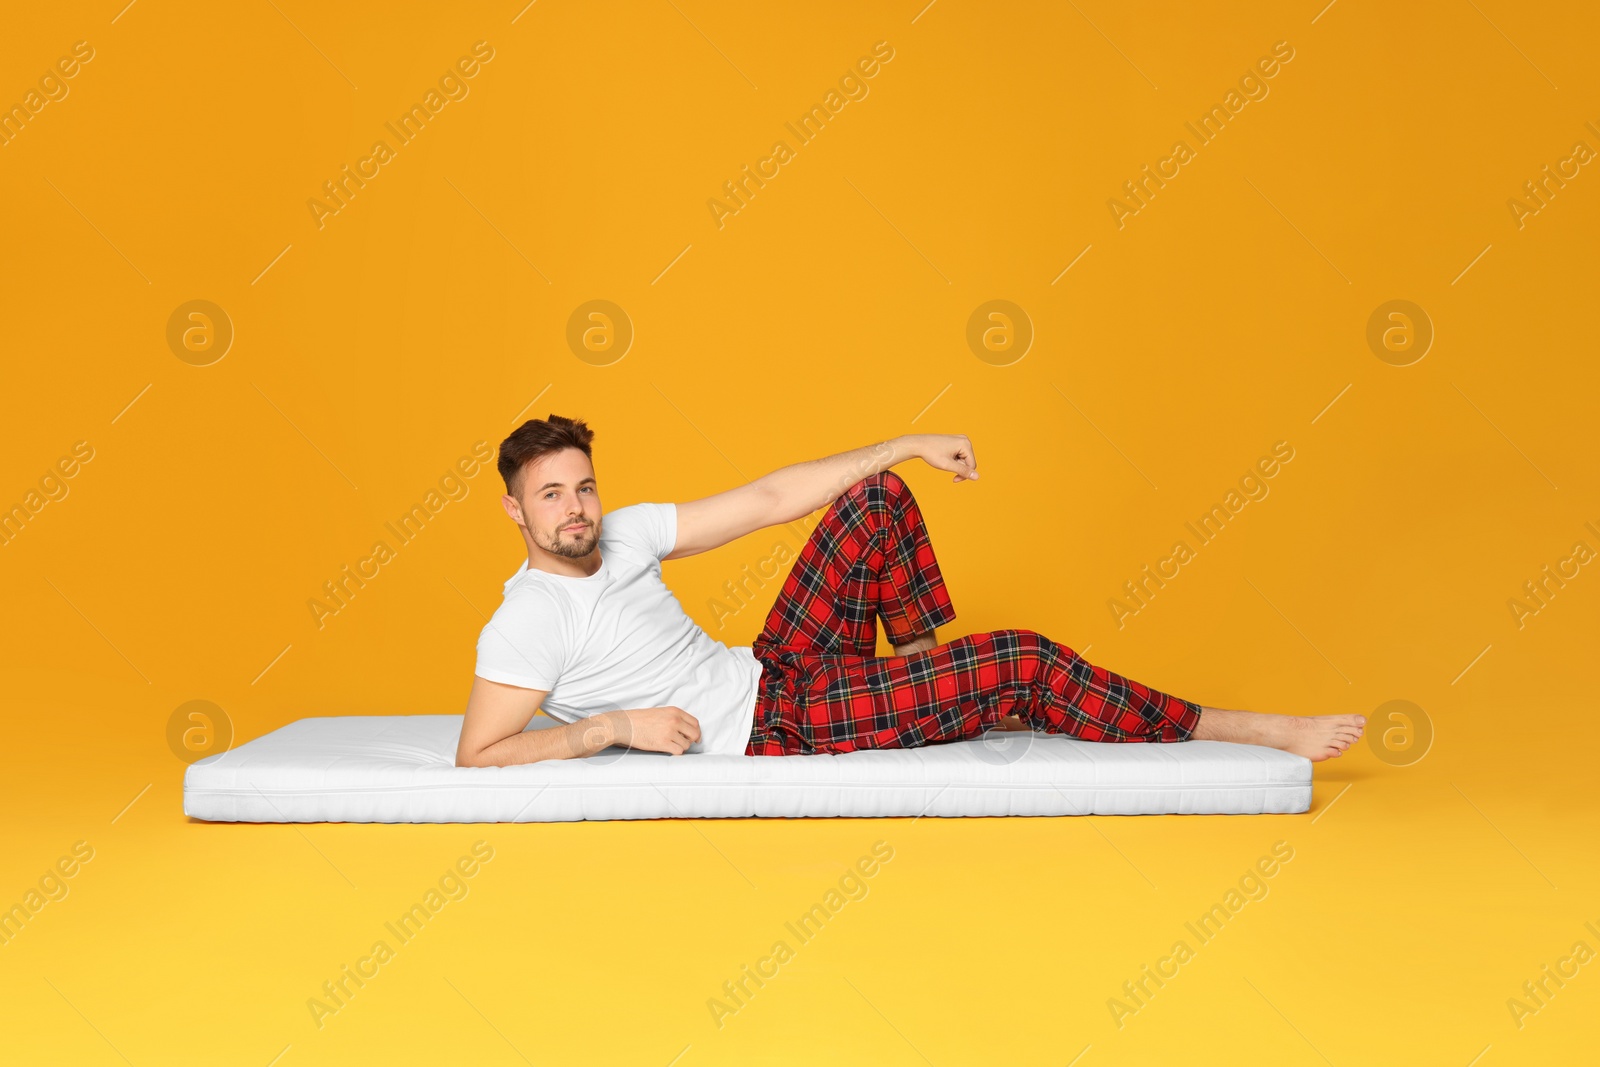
[505,449,602,559]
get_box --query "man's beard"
[544,522,597,559]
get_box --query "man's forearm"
[755,435,924,525]
[471,712,617,767]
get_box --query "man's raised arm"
[667,433,979,561]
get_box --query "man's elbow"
[455,741,493,768]
[755,481,791,527]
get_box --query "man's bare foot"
[1190,706,1366,762]
[892,628,938,656]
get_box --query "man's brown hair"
[497,414,595,497]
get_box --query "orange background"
[2,1,1597,1063]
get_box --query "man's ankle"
[892,629,938,656]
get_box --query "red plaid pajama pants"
[743,470,1203,756]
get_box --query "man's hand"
[607,706,702,755]
[910,433,979,483]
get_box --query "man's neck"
[524,541,604,579]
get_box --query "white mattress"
[182,714,1312,823]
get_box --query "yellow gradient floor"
[4,672,1597,1064]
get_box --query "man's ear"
[501,494,524,525]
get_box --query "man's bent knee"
[988,628,1053,677]
[853,469,913,510]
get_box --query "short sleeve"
[474,593,565,691]
[600,502,677,562]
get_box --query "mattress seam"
[188,781,1311,797]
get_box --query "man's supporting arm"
[668,433,978,560]
[456,676,703,767]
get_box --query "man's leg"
[752,469,955,658]
[747,470,956,756]
[753,628,1199,756]
[752,628,1365,761]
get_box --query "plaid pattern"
[745,470,1203,756]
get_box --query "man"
[455,415,1365,767]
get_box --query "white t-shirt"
[473,502,762,757]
